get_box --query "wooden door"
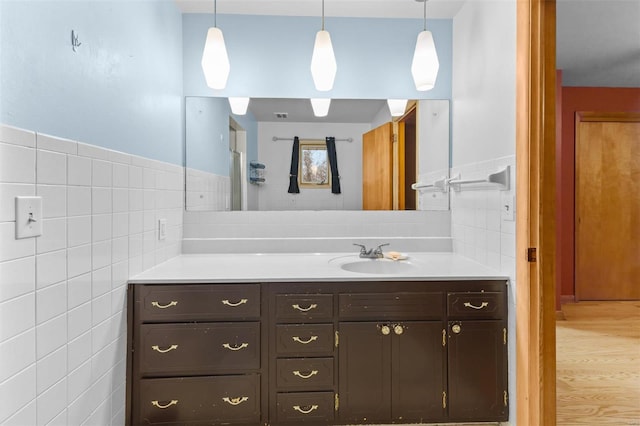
[447,321,508,422]
[362,122,394,210]
[575,113,640,300]
[338,322,391,423]
[391,321,445,422]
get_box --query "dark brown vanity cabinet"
[446,291,509,422]
[337,291,446,424]
[128,280,508,425]
[127,284,265,426]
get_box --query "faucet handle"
[373,243,390,255]
[353,243,368,255]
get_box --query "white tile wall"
[0,124,183,425]
[185,168,231,211]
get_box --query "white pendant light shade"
[411,30,439,91]
[201,27,230,90]
[229,97,250,115]
[310,30,337,91]
[310,98,331,117]
[387,99,408,117]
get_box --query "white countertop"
[129,252,508,284]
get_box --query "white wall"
[0,124,183,425]
[451,1,517,424]
[452,1,516,166]
[257,122,371,211]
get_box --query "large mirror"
[185,97,450,211]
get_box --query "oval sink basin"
[334,258,417,275]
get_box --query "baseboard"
[560,294,576,305]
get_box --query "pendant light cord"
[423,0,427,31]
[321,0,325,30]
[214,0,217,27]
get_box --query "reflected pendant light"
[387,99,408,117]
[411,0,439,91]
[310,0,337,91]
[311,98,331,117]
[229,97,250,115]
[201,0,230,90]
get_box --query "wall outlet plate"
[501,194,515,221]
[15,196,43,239]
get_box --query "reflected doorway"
[229,118,247,211]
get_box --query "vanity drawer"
[275,294,334,322]
[276,358,334,391]
[138,322,260,376]
[276,324,334,356]
[339,292,443,320]
[137,284,260,322]
[447,292,505,319]
[138,374,260,425]
[276,392,335,423]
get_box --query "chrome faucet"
[353,243,390,259]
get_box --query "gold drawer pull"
[151,344,178,354]
[222,396,249,406]
[293,405,319,414]
[151,400,178,409]
[222,298,248,307]
[463,301,489,310]
[151,301,178,309]
[222,343,249,351]
[292,336,318,345]
[292,303,318,312]
[293,370,319,379]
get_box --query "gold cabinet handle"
[292,336,318,345]
[222,298,248,307]
[222,396,249,406]
[380,325,391,335]
[293,405,319,414]
[293,370,319,379]
[151,344,178,354]
[393,325,404,335]
[151,400,178,409]
[452,324,462,334]
[151,301,178,309]
[292,303,318,312]
[463,301,489,310]
[222,343,249,351]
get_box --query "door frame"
[516,0,557,424]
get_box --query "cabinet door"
[447,320,508,422]
[338,322,391,423]
[391,321,446,422]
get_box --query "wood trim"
[576,111,640,122]
[516,0,557,425]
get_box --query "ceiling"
[247,98,388,123]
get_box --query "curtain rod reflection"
[272,136,353,143]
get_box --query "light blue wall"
[183,14,452,100]
[186,97,258,175]
[0,0,184,165]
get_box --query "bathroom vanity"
[126,253,509,426]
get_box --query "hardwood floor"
[556,301,640,425]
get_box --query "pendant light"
[310,98,331,117]
[201,0,230,90]
[310,0,337,91]
[387,99,408,117]
[411,0,439,91]
[229,97,250,115]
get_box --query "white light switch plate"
[15,196,43,239]
[158,218,167,240]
